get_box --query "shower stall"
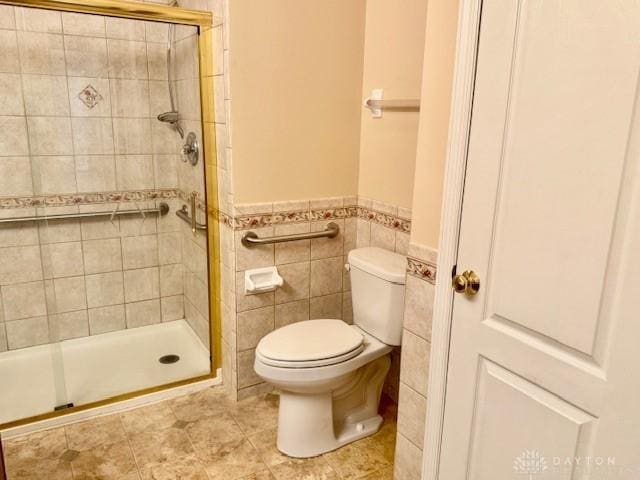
[0,0,219,428]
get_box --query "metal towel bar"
[241,222,339,248]
[0,202,169,225]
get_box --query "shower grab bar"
[176,205,207,231]
[0,202,170,225]
[241,222,340,248]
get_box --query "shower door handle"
[190,192,198,234]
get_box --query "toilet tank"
[348,247,406,346]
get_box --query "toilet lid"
[257,319,364,364]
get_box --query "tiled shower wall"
[0,6,209,351]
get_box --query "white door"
[439,1,640,479]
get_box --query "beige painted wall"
[357,0,429,209]
[410,0,460,248]
[229,0,366,204]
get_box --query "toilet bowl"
[254,247,407,458]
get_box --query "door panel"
[467,359,595,480]
[439,0,640,478]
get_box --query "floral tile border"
[407,256,437,284]
[0,189,180,210]
[222,204,411,233]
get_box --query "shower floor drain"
[159,354,180,364]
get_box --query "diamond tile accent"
[77,84,103,109]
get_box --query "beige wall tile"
[393,433,423,480]
[27,116,73,155]
[403,275,434,341]
[237,349,262,388]
[64,35,108,77]
[161,295,184,322]
[124,267,160,303]
[41,241,84,278]
[0,74,24,115]
[5,316,49,349]
[50,276,87,313]
[38,207,81,244]
[342,290,353,324]
[50,309,89,341]
[0,30,20,73]
[18,31,66,75]
[82,238,122,275]
[110,78,150,118]
[113,119,152,154]
[309,257,342,297]
[310,197,343,209]
[15,7,61,33]
[75,155,116,192]
[343,218,357,253]
[0,156,32,196]
[356,218,371,248]
[151,122,177,154]
[0,323,7,352]
[160,264,183,297]
[148,81,171,118]
[32,156,77,194]
[116,155,154,190]
[2,281,47,320]
[22,74,69,116]
[105,17,145,41]
[86,271,124,308]
[237,306,274,351]
[158,232,182,265]
[0,245,43,285]
[397,383,426,448]
[399,329,431,396]
[0,116,29,156]
[147,44,168,81]
[107,39,148,79]
[395,232,410,256]
[235,227,274,272]
[126,298,161,327]
[0,214,38,248]
[144,21,168,43]
[370,223,395,252]
[88,304,125,334]
[310,219,344,260]
[72,118,115,155]
[0,5,15,29]
[275,261,309,304]
[275,299,309,328]
[68,77,111,117]
[122,234,158,270]
[61,12,105,37]
[310,293,342,320]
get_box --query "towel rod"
[364,98,421,110]
[242,222,339,248]
[0,202,169,225]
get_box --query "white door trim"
[420,1,483,478]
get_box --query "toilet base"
[275,355,390,458]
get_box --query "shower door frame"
[0,0,222,430]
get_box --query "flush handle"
[452,270,480,296]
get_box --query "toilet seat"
[256,319,364,368]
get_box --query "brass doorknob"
[452,270,480,296]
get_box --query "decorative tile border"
[0,189,180,210]
[407,256,437,284]
[220,203,411,233]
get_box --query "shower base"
[0,320,210,426]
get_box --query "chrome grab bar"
[176,205,207,231]
[0,202,169,224]
[241,222,340,248]
[364,98,420,110]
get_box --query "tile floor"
[2,387,397,479]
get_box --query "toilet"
[254,247,406,458]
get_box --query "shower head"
[157,111,184,138]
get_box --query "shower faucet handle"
[181,132,199,166]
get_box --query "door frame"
[420,0,484,478]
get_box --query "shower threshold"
[0,320,210,426]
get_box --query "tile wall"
[0,6,210,352]
[394,242,437,480]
